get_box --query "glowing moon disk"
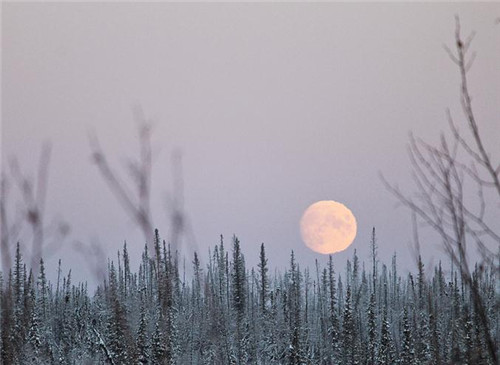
[300,200,357,254]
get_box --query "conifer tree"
[327,255,340,363]
[106,263,132,364]
[24,280,42,364]
[136,299,150,364]
[288,251,305,364]
[400,307,415,365]
[342,285,355,365]
[258,243,269,314]
[152,313,167,364]
[1,275,15,364]
[367,291,377,365]
[378,283,395,365]
[231,235,247,364]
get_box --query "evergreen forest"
[0,229,498,365]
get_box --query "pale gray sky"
[2,3,499,284]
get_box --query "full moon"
[300,200,357,254]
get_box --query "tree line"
[0,228,497,364]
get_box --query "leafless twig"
[381,17,498,363]
[3,143,68,275]
[89,109,155,252]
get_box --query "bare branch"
[5,143,56,275]
[382,17,498,363]
[89,113,155,252]
[442,44,459,65]
[454,18,500,197]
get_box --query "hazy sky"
[2,3,500,285]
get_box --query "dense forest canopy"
[0,229,497,364]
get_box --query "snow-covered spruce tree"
[1,274,15,364]
[378,282,395,365]
[12,243,26,358]
[428,295,442,365]
[415,256,431,364]
[190,251,203,362]
[367,228,379,365]
[231,235,248,365]
[400,307,415,365]
[258,242,269,315]
[342,284,356,365]
[327,255,340,364]
[287,251,306,365]
[106,262,134,364]
[316,265,329,363]
[22,273,42,364]
[151,310,168,364]
[136,297,151,364]
[257,242,275,364]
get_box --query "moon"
[300,200,357,254]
